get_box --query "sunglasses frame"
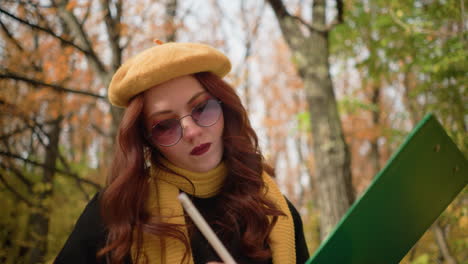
[147,99,223,147]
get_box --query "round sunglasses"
[148,99,223,147]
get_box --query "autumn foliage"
[0,0,466,263]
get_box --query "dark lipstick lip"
[190,143,211,156]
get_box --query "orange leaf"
[66,0,78,11]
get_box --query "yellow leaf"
[460,215,468,230]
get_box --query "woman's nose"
[180,116,203,141]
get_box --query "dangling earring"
[144,146,152,170]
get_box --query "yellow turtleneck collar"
[156,157,228,198]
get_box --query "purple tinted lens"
[152,119,181,146]
[193,100,221,126]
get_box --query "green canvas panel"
[306,113,467,264]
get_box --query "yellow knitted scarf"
[132,159,296,264]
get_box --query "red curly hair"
[97,72,284,263]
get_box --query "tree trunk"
[432,220,458,264]
[369,82,381,176]
[164,0,178,42]
[267,0,354,240]
[27,117,62,264]
[305,45,354,239]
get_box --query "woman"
[55,42,309,264]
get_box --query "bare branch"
[90,123,111,137]
[0,102,69,142]
[99,0,122,70]
[0,20,24,51]
[0,7,88,54]
[266,0,311,50]
[267,0,318,31]
[52,0,109,78]
[241,1,266,57]
[252,2,266,37]
[34,2,61,38]
[0,172,43,209]
[267,0,334,35]
[0,71,106,100]
[267,0,344,33]
[0,161,33,191]
[239,1,267,111]
[80,1,92,26]
[0,151,101,189]
[0,125,31,140]
[0,107,93,199]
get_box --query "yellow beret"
[108,42,231,107]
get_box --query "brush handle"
[178,192,236,264]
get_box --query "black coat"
[55,193,310,264]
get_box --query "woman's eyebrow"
[187,91,208,105]
[148,91,208,120]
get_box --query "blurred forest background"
[0,0,466,263]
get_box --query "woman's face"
[142,75,224,172]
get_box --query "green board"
[306,114,467,264]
